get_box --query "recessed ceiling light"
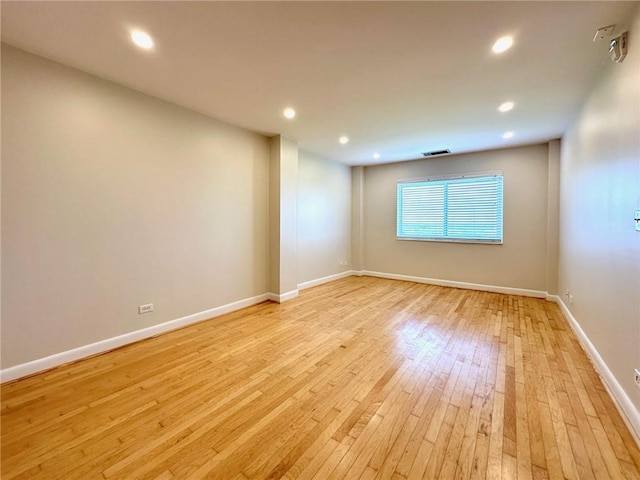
[492,36,513,54]
[498,101,514,112]
[131,30,154,50]
[373,152,380,159]
[339,136,349,145]
[502,131,515,139]
[283,108,296,119]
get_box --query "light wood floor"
[2,277,639,480]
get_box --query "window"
[396,173,503,243]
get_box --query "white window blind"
[397,174,503,243]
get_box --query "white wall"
[361,144,552,293]
[269,135,299,297]
[1,45,270,368]
[297,150,351,285]
[559,7,640,420]
[546,139,561,295]
[351,166,364,273]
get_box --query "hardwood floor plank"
[1,277,638,480]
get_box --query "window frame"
[396,171,504,245]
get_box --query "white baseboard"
[553,297,640,446]
[361,270,547,298]
[0,293,271,384]
[267,289,299,303]
[298,270,352,290]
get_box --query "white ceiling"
[1,1,636,165]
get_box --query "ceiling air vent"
[422,149,451,157]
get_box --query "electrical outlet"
[139,303,153,314]
[634,369,640,390]
[564,289,574,305]
[339,260,348,267]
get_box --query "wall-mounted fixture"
[593,25,615,41]
[593,25,628,63]
[609,32,628,63]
